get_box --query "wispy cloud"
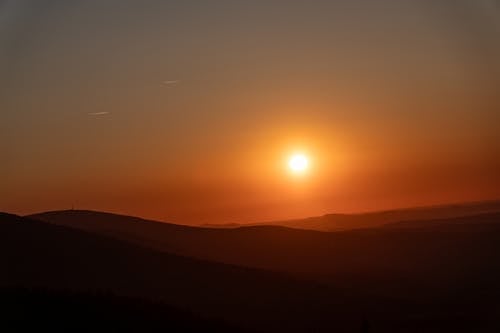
[87,112,110,116]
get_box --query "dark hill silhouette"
[1,212,361,333]
[30,209,500,296]
[382,212,500,231]
[201,222,242,228]
[29,200,500,235]
[241,200,500,231]
[5,212,500,332]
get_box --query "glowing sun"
[288,153,309,174]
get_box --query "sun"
[288,153,309,174]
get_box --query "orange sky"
[1,0,499,224]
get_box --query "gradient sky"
[1,0,499,224]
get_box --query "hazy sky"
[1,0,499,224]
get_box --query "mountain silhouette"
[3,206,499,332]
[30,209,500,293]
[1,212,364,333]
[239,200,500,231]
[25,208,500,331]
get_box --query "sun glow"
[288,154,309,174]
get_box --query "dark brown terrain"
[3,203,500,332]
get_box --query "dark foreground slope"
[0,288,239,333]
[1,213,364,333]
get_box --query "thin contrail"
[87,112,110,116]
[162,80,179,86]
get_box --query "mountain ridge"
[1,212,363,333]
[28,208,500,295]
[6,210,500,332]
[27,199,500,233]
[245,199,500,231]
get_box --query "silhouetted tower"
[361,317,371,333]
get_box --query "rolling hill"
[30,209,500,295]
[1,212,362,333]
[6,211,500,331]
[227,200,500,231]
